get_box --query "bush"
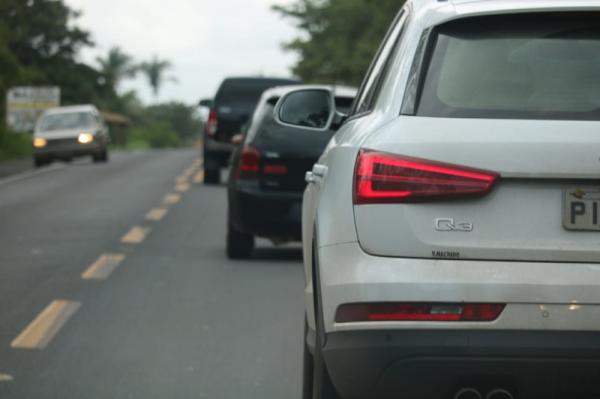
[0,128,32,160]
[127,121,180,149]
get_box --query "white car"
[274,1,600,399]
[33,105,110,167]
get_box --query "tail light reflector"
[263,164,288,175]
[354,150,499,204]
[336,303,505,323]
[206,111,218,136]
[237,145,261,179]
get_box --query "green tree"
[139,56,177,100]
[0,0,91,66]
[95,46,138,92]
[141,102,202,144]
[273,0,404,86]
[0,0,97,122]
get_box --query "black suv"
[203,77,300,184]
[226,85,357,258]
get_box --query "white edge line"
[0,164,66,187]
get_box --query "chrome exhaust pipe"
[454,387,483,399]
[486,388,514,399]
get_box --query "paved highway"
[0,149,304,398]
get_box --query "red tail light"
[206,111,218,136]
[354,150,499,204]
[336,303,505,323]
[237,145,260,179]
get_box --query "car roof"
[221,76,300,83]
[260,85,358,101]
[43,104,98,115]
[410,0,600,28]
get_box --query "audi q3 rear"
[293,1,600,398]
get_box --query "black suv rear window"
[417,13,600,120]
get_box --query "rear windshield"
[215,79,299,111]
[39,112,95,131]
[245,96,278,142]
[417,13,600,120]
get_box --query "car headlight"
[33,137,47,148]
[78,133,94,144]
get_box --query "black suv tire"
[226,218,254,259]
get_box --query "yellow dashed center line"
[0,373,14,382]
[176,176,189,185]
[181,167,195,179]
[121,226,150,244]
[82,254,125,280]
[193,170,204,184]
[175,182,191,193]
[146,207,168,221]
[11,300,81,350]
[163,193,181,205]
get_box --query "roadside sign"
[6,87,60,132]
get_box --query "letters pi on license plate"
[563,188,600,231]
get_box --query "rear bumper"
[229,185,302,239]
[322,329,600,399]
[314,242,600,334]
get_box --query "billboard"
[6,86,60,132]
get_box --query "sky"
[64,0,299,106]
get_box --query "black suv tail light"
[237,145,261,180]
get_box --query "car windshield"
[39,112,95,131]
[417,13,600,120]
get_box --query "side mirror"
[274,89,336,131]
[198,98,213,108]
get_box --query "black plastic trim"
[400,27,436,116]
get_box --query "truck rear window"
[215,79,299,110]
[417,13,600,120]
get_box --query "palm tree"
[96,46,137,92]
[139,55,177,101]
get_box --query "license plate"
[563,187,600,231]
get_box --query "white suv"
[274,1,600,399]
[33,105,110,167]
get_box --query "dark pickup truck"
[202,77,300,184]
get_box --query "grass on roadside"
[0,129,32,160]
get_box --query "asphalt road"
[0,149,304,399]
[0,158,34,179]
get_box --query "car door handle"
[305,171,316,184]
[306,164,328,184]
[312,164,328,177]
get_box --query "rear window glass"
[245,96,277,142]
[215,79,299,110]
[39,112,95,131]
[417,13,600,120]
